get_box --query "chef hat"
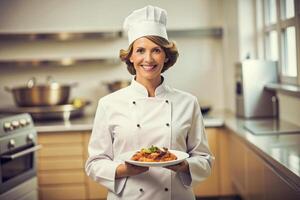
[123,5,168,45]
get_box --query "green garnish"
[141,145,159,153]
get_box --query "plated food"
[119,146,189,167]
[131,145,177,162]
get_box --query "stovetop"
[244,119,300,135]
[0,113,34,137]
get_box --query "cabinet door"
[246,149,266,200]
[39,185,87,200]
[219,129,235,195]
[84,133,108,199]
[37,132,87,200]
[228,133,247,198]
[264,165,300,200]
[193,128,219,196]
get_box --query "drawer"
[39,185,87,200]
[38,133,83,144]
[38,158,84,171]
[38,170,85,185]
[38,144,83,157]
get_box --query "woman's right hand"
[116,162,149,178]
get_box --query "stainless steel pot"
[5,77,77,107]
[102,80,131,93]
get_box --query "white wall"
[0,0,225,115]
[278,93,300,126]
[0,0,222,33]
[222,0,239,112]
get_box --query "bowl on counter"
[102,80,131,93]
[5,76,77,107]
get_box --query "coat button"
[139,188,144,192]
[165,100,169,103]
[137,124,140,128]
[132,101,136,105]
[166,123,170,127]
[164,188,169,191]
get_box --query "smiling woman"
[119,35,178,76]
[85,5,213,200]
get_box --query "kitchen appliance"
[5,77,77,107]
[0,113,40,200]
[0,101,90,121]
[235,60,278,118]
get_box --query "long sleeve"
[85,99,127,194]
[178,96,213,187]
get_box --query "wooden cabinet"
[228,132,247,197]
[193,128,234,197]
[37,128,233,199]
[37,132,87,200]
[83,133,108,200]
[264,164,299,200]
[193,128,220,196]
[246,148,265,200]
[227,130,300,200]
[37,131,107,200]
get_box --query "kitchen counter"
[34,114,225,133]
[34,111,300,188]
[223,112,300,189]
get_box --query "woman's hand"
[164,160,190,173]
[116,162,149,179]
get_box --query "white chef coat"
[85,77,213,200]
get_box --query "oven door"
[0,143,42,194]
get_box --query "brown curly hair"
[119,36,179,75]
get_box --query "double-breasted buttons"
[132,101,136,105]
[139,188,144,192]
[165,100,169,103]
[164,188,169,192]
[166,123,170,127]
[137,124,141,128]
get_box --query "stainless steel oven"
[0,113,41,200]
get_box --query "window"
[262,0,299,84]
[282,26,297,76]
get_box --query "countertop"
[34,114,225,133]
[34,111,300,188]
[222,112,300,188]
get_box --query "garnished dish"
[131,145,177,162]
[119,147,189,167]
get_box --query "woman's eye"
[153,48,161,53]
[136,48,145,53]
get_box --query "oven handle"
[1,144,42,160]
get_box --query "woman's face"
[130,37,167,82]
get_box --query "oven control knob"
[3,122,13,131]
[12,120,20,129]
[27,134,34,143]
[20,119,27,127]
[8,139,16,149]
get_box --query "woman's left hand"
[164,160,189,173]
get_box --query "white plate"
[119,150,189,167]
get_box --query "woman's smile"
[141,64,158,72]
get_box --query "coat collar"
[130,76,168,98]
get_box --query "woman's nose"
[144,52,153,62]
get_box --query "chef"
[85,5,213,200]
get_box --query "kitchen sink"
[244,119,300,135]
